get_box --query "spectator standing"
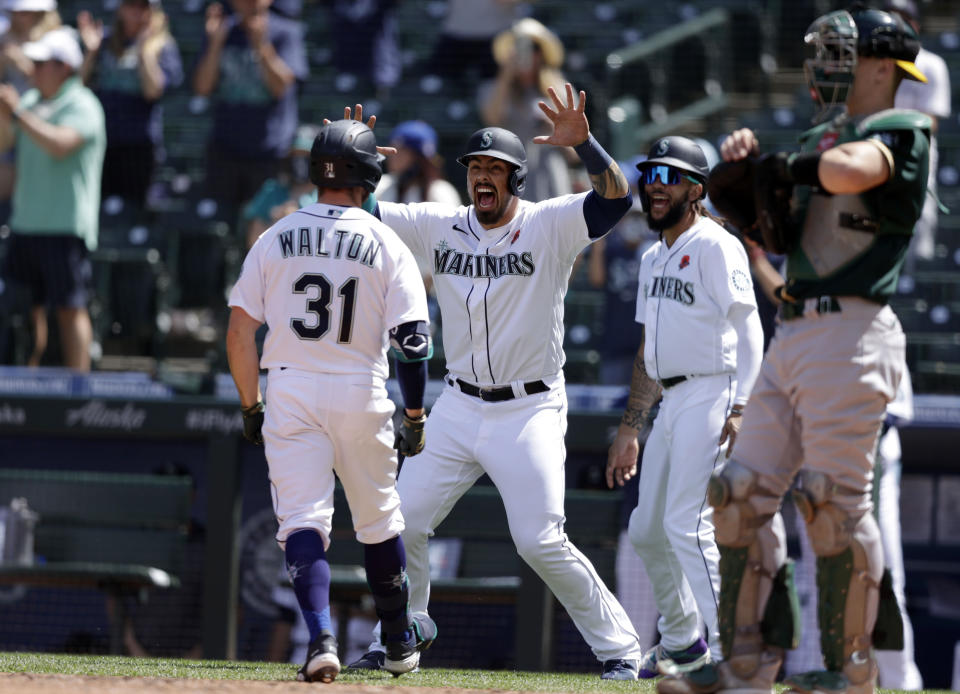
[77,0,183,207]
[376,120,461,207]
[0,27,105,370]
[193,0,307,212]
[479,17,571,202]
[882,0,951,264]
[424,0,529,82]
[328,0,400,100]
[0,0,61,218]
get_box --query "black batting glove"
[394,412,426,457]
[241,401,265,445]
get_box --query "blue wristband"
[573,134,614,176]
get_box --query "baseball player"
[605,136,763,677]
[658,8,930,694]
[347,85,646,679]
[226,119,437,682]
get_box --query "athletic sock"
[364,535,412,642]
[285,529,332,642]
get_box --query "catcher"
[660,7,929,694]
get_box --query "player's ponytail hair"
[693,199,727,228]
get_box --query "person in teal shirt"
[0,27,106,371]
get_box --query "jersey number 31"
[290,272,357,342]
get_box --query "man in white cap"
[0,26,106,370]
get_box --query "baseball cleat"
[642,637,710,677]
[297,631,340,683]
[656,653,781,694]
[600,658,640,680]
[382,611,437,677]
[346,649,385,670]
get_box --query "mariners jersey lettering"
[636,217,756,380]
[228,203,428,379]
[379,193,591,385]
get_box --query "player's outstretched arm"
[535,83,629,199]
[606,334,661,488]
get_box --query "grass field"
[0,653,952,693]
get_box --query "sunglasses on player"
[641,165,701,186]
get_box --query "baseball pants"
[263,369,405,548]
[627,373,732,659]
[393,382,643,662]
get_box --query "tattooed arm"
[606,328,661,488]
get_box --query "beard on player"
[645,194,691,231]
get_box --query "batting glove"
[394,412,426,457]
[241,401,265,445]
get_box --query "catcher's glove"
[707,158,759,237]
[241,401,265,445]
[395,412,426,457]
[754,152,800,255]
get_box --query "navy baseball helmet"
[457,127,528,197]
[635,136,708,213]
[309,119,383,193]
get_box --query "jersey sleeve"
[228,239,267,323]
[703,234,757,318]
[865,126,930,235]
[531,192,592,264]
[384,239,430,331]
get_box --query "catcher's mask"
[635,136,708,213]
[804,8,926,120]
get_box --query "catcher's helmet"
[803,8,925,120]
[635,136,708,212]
[309,119,383,193]
[457,127,527,197]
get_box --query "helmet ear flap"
[509,168,526,197]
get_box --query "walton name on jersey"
[646,275,696,305]
[277,226,382,267]
[433,242,535,279]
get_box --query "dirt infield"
[0,673,469,694]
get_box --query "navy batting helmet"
[635,136,708,211]
[457,127,528,197]
[309,119,382,193]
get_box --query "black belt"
[452,377,549,402]
[781,296,842,321]
[660,375,688,389]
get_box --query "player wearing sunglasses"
[607,135,764,679]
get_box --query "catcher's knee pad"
[710,462,786,677]
[792,471,884,681]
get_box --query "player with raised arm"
[346,85,646,679]
[226,119,436,682]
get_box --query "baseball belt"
[451,377,549,402]
[781,296,842,321]
[660,375,688,389]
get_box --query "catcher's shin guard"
[792,471,884,694]
[708,461,788,686]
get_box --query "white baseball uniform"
[628,216,761,659]
[364,193,643,663]
[228,202,429,548]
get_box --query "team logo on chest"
[816,131,839,152]
[647,275,695,305]
[433,239,535,278]
[679,254,690,270]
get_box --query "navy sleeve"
[583,190,633,239]
[395,359,427,411]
